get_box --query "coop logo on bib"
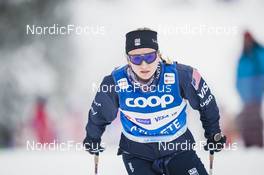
[125,94,174,108]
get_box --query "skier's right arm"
[83,75,119,154]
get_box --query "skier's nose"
[140,60,148,68]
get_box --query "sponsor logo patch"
[117,78,129,89]
[154,115,169,122]
[135,118,151,125]
[164,73,175,84]
[198,82,209,99]
[200,94,213,107]
[134,38,141,46]
[125,94,174,108]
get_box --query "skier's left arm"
[177,63,226,151]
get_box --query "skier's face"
[128,48,160,81]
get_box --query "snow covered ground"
[0,147,263,175]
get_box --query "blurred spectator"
[236,31,264,148]
[32,97,56,143]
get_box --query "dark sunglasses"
[128,51,157,65]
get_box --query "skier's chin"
[138,73,152,81]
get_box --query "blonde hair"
[158,52,173,64]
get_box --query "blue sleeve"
[177,63,221,139]
[85,75,119,140]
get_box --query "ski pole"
[209,150,214,175]
[94,153,99,175]
[209,133,223,174]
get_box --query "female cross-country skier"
[83,28,226,175]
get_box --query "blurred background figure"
[0,0,74,148]
[31,97,56,143]
[236,31,264,148]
